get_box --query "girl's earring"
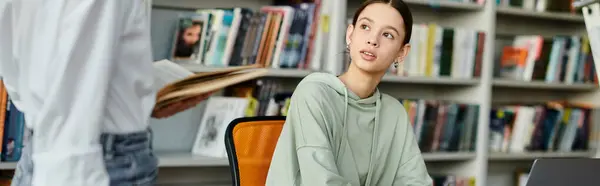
[393,61,399,68]
[346,44,350,52]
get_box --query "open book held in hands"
[152,60,268,118]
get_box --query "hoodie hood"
[299,72,382,167]
[299,72,381,105]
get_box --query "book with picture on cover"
[152,60,268,114]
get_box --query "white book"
[191,97,249,158]
[152,59,194,90]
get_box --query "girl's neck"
[338,63,385,99]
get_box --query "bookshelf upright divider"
[475,1,497,186]
[329,0,347,75]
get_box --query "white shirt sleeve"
[0,0,13,79]
[24,1,136,185]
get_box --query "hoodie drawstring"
[344,88,348,126]
[364,96,381,186]
[336,88,349,160]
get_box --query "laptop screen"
[525,158,600,186]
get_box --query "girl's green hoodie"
[266,72,433,186]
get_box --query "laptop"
[525,158,600,186]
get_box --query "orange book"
[0,80,6,154]
[263,13,282,67]
[500,46,528,79]
[255,12,273,66]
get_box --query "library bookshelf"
[144,0,599,185]
[0,0,591,186]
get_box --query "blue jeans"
[11,129,159,186]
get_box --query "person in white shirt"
[0,0,201,185]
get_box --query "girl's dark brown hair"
[351,0,413,45]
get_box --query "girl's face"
[183,25,201,45]
[346,3,410,74]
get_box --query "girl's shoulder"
[379,93,410,121]
[292,72,343,100]
[380,93,405,110]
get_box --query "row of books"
[497,35,597,84]
[0,81,26,163]
[401,24,485,79]
[223,79,291,117]
[340,23,486,79]
[216,79,600,155]
[162,3,592,81]
[400,99,480,153]
[489,102,597,153]
[221,77,484,153]
[168,1,325,72]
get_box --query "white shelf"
[496,7,584,22]
[0,153,230,170]
[492,79,598,91]
[382,76,479,85]
[157,152,229,167]
[0,162,15,170]
[0,152,484,170]
[402,0,483,10]
[489,151,593,160]
[422,152,477,161]
[181,64,314,78]
[182,64,479,85]
[0,152,477,170]
[157,152,477,167]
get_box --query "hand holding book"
[152,90,215,118]
[151,60,268,118]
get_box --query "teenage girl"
[266,0,433,185]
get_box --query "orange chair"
[224,116,286,186]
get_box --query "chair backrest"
[224,116,286,186]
